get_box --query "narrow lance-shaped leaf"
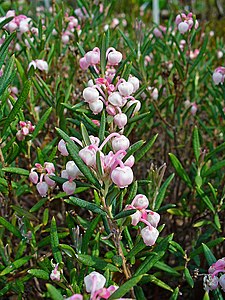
[50,217,62,264]
[32,107,52,139]
[66,197,106,216]
[108,276,143,300]
[193,126,200,162]
[136,134,158,162]
[169,153,192,188]
[80,122,91,146]
[3,80,31,132]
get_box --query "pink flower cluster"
[203,258,225,292]
[0,10,32,34]
[16,121,35,141]
[175,12,198,34]
[66,271,130,300]
[126,194,160,246]
[212,66,225,85]
[80,47,123,70]
[29,162,56,197]
[62,14,79,44]
[58,133,134,192]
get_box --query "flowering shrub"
[0,1,225,300]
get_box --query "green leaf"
[46,284,64,300]
[190,237,225,258]
[81,215,101,254]
[128,112,150,124]
[126,181,138,204]
[11,205,38,221]
[174,60,184,80]
[154,261,180,276]
[80,122,91,146]
[77,254,120,272]
[123,140,145,162]
[135,234,173,276]
[136,134,158,162]
[1,167,29,176]
[169,287,179,300]
[202,160,225,177]
[32,107,52,139]
[169,153,192,188]
[66,197,106,216]
[29,198,48,212]
[0,55,16,97]
[205,142,225,161]
[59,244,76,258]
[118,28,136,56]
[0,32,16,69]
[38,232,69,248]
[114,209,136,220]
[55,128,101,188]
[202,243,216,266]
[141,275,173,292]
[0,217,22,239]
[3,80,31,132]
[50,217,62,264]
[196,187,215,213]
[155,173,175,210]
[126,240,146,260]
[193,126,200,162]
[100,33,107,75]
[108,276,143,300]
[96,151,103,177]
[28,269,49,280]
[184,267,194,288]
[99,110,106,143]
[189,36,208,74]
[0,256,32,276]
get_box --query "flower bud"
[126,100,141,113]
[118,81,134,97]
[84,271,106,293]
[85,49,100,65]
[89,99,104,114]
[132,194,149,209]
[50,265,60,281]
[58,139,69,156]
[19,20,29,33]
[83,87,99,103]
[66,161,81,178]
[212,72,224,85]
[62,34,70,44]
[147,211,160,227]
[111,166,133,188]
[108,92,124,107]
[62,181,76,195]
[29,171,38,184]
[219,274,225,291]
[128,76,140,92]
[79,146,97,167]
[178,22,189,34]
[113,113,127,128]
[8,21,17,32]
[35,59,48,72]
[106,104,117,116]
[44,162,55,173]
[107,50,122,65]
[141,225,159,246]
[130,210,142,226]
[44,173,56,187]
[36,182,48,197]
[124,155,135,167]
[16,130,24,141]
[79,57,89,70]
[112,135,130,152]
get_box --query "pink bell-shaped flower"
[147,211,160,228]
[44,173,56,187]
[66,161,82,178]
[79,57,89,70]
[141,225,159,246]
[128,76,140,92]
[107,50,122,65]
[113,113,127,129]
[131,194,149,209]
[111,166,133,188]
[89,99,104,114]
[36,181,48,197]
[112,135,130,152]
[79,145,97,167]
[58,139,69,156]
[84,271,106,293]
[178,22,189,34]
[83,87,99,103]
[118,81,134,97]
[29,171,39,184]
[130,210,142,226]
[108,92,124,107]
[62,181,76,195]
